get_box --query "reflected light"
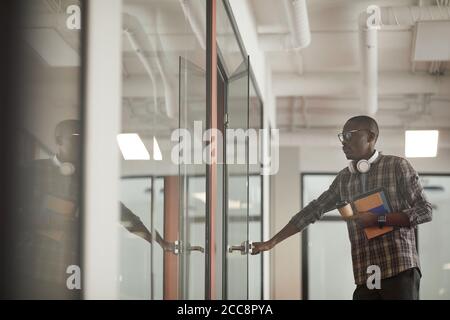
[117,134,150,160]
[405,130,439,158]
[153,136,163,161]
[193,192,206,203]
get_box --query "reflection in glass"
[225,59,249,300]
[120,0,206,300]
[179,57,207,299]
[11,1,84,299]
[119,178,152,299]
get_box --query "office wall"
[271,147,301,299]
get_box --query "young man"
[252,116,432,300]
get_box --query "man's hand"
[251,241,273,255]
[344,211,377,228]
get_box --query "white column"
[83,0,123,299]
[271,147,301,299]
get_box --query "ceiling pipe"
[179,0,206,50]
[123,25,159,115]
[359,6,379,116]
[358,5,450,116]
[283,0,311,50]
[123,6,177,119]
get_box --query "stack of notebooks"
[352,188,393,240]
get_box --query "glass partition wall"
[117,0,261,300]
[119,0,207,300]
[0,0,263,300]
[1,0,85,299]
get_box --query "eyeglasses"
[338,129,370,143]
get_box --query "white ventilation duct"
[359,6,380,116]
[179,0,206,50]
[283,0,311,50]
[123,22,159,115]
[359,5,450,116]
[123,6,177,119]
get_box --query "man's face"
[340,121,373,160]
[55,120,81,163]
[60,133,81,162]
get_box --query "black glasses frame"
[337,129,371,143]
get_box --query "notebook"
[352,187,393,240]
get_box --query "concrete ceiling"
[25,0,450,155]
[249,0,450,132]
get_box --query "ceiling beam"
[273,72,450,97]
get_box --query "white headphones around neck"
[348,150,379,174]
[52,155,76,176]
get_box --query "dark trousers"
[353,268,421,300]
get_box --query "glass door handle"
[228,240,251,255]
[187,245,205,253]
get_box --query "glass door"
[179,57,207,299]
[225,58,250,299]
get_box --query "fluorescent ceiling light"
[117,134,150,160]
[405,130,439,158]
[25,28,80,67]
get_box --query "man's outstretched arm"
[251,222,299,255]
[251,175,341,255]
[120,202,174,251]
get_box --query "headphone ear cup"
[60,162,75,176]
[356,160,370,173]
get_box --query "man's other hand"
[344,211,377,228]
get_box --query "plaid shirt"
[290,153,433,285]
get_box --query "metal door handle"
[228,241,251,255]
[187,245,205,253]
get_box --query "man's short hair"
[55,119,81,140]
[346,115,379,142]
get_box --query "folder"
[352,187,393,240]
